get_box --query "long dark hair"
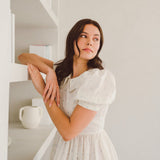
[54,18,104,86]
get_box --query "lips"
[83,48,93,52]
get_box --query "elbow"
[18,53,36,64]
[61,122,77,142]
[62,132,77,142]
[62,137,70,142]
[62,132,72,142]
[18,53,23,61]
[63,136,72,142]
[18,53,26,63]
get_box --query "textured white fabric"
[45,68,118,160]
[76,68,116,111]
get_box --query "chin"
[83,53,96,58]
[84,56,96,61]
[75,52,96,60]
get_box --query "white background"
[58,0,160,160]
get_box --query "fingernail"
[49,103,52,107]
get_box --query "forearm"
[32,72,70,141]
[45,101,71,141]
[18,53,52,74]
[28,63,68,140]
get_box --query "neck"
[72,56,88,78]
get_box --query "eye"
[80,34,87,38]
[94,38,99,41]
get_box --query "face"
[73,24,100,61]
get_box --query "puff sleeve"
[76,69,116,111]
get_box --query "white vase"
[19,106,43,129]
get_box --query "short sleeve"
[76,69,116,111]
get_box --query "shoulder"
[79,68,116,91]
[86,68,115,82]
[76,68,117,106]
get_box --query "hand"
[27,64,45,96]
[43,68,60,107]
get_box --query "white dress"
[49,68,119,160]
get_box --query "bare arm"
[20,54,60,106]
[28,64,70,140]
[28,64,96,142]
[18,53,54,74]
[45,102,96,141]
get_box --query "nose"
[87,38,93,46]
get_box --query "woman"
[19,18,118,160]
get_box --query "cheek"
[77,39,84,47]
[94,43,100,52]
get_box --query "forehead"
[82,24,100,36]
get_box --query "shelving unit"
[9,0,59,82]
[8,123,55,160]
[11,0,58,28]
[9,63,28,82]
[8,0,59,159]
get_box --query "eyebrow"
[81,32,100,36]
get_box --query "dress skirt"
[42,129,118,160]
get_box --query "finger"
[43,84,50,98]
[29,64,34,70]
[28,65,37,81]
[56,86,60,106]
[27,65,31,73]
[43,83,53,99]
[28,65,33,77]
[49,90,56,107]
[28,65,36,82]
[44,86,53,103]
[31,64,39,71]
[27,64,32,72]
[29,64,38,74]
[28,64,35,74]
[44,87,52,103]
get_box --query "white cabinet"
[10,0,59,82]
[7,0,59,159]
[9,63,28,82]
[0,1,10,159]
[8,123,56,160]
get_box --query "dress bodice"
[58,68,116,135]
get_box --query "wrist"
[46,67,53,74]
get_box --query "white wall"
[59,0,160,160]
[0,0,10,159]
[9,81,40,123]
[15,28,58,63]
[9,27,58,123]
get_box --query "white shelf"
[9,0,59,82]
[8,122,54,160]
[33,126,57,160]
[9,63,47,82]
[9,63,28,82]
[11,0,58,28]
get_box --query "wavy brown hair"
[54,18,104,86]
